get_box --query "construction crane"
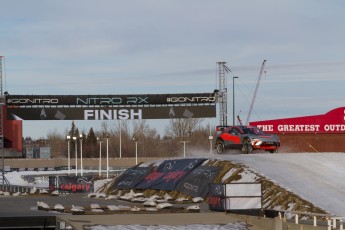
[245,60,267,125]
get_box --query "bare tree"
[47,128,64,158]
[168,118,203,140]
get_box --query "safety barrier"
[0,184,47,193]
[276,209,345,230]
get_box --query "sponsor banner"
[209,183,226,198]
[112,166,152,190]
[250,107,345,134]
[6,93,216,106]
[176,166,220,198]
[49,175,94,193]
[208,183,226,211]
[7,105,216,120]
[135,158,206,191]
[209,197,226,211]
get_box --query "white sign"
[226,183,261,197]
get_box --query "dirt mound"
[100,158,327,217]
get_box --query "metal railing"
[275,209,345,230]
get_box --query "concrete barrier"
[3,157,162,169]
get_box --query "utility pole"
[0,56,5,190]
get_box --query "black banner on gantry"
[6,93,216,106]
[6,105,216,120]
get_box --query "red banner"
[250,107,345,134]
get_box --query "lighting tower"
[0,56,4,188]
[216,62,230,126]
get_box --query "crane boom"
[245,60,267,125]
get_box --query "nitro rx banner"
[176,166,220,198]
[7,105,216,120]
[112,166,152,190]
[49,175,94,193]
[135,158,206,191]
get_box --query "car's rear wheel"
[242,138,253,154]
[216,140,225,154]
[270,149,278,153]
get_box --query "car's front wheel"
[216,140,225,154]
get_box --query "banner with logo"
[7,105,216,120]
[250,107,345,134]
[208,183,226,211]
[176,166,220,198]
[6,93,216,106]
[49,175,94,193]
[135,158,206,191]
[111,166,152,190]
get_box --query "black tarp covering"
[176,166,220,198]
[208,183,226,211]
[135,158,206,191]
[111,166,152,190]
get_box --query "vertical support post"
[79,134,83,176]
[327,219,331,230]
[98,139,102,177]
[73,136,77,176]
[119,120,122,159]
[106,136,109,179]
[135,141,138,165]
[295,214,298,224]
[313,216,317,226]
[179,141,189,158]
[67,136,71,175]
[232,76,238,125]
[209,119,213,153]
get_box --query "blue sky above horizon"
[1,0,345,138]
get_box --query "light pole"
[79,134,83,176]
[233,76,239,125]
[73,136,77,176]
[105,133,110,179]
[133,138,138,165]
[179,141,190,158]
[66,135,71,174]
[97,137,102,177]
[119,120,122,159]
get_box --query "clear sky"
[1,0,345,139]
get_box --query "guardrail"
[275,209,345,230]
[0,184,48,193]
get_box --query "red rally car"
[215,125,280,154]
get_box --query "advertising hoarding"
[49,175,94,193]
[6,93,216,106]
[7,105,216,120]
[250,107,345,134]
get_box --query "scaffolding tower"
[217,61,229,126]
